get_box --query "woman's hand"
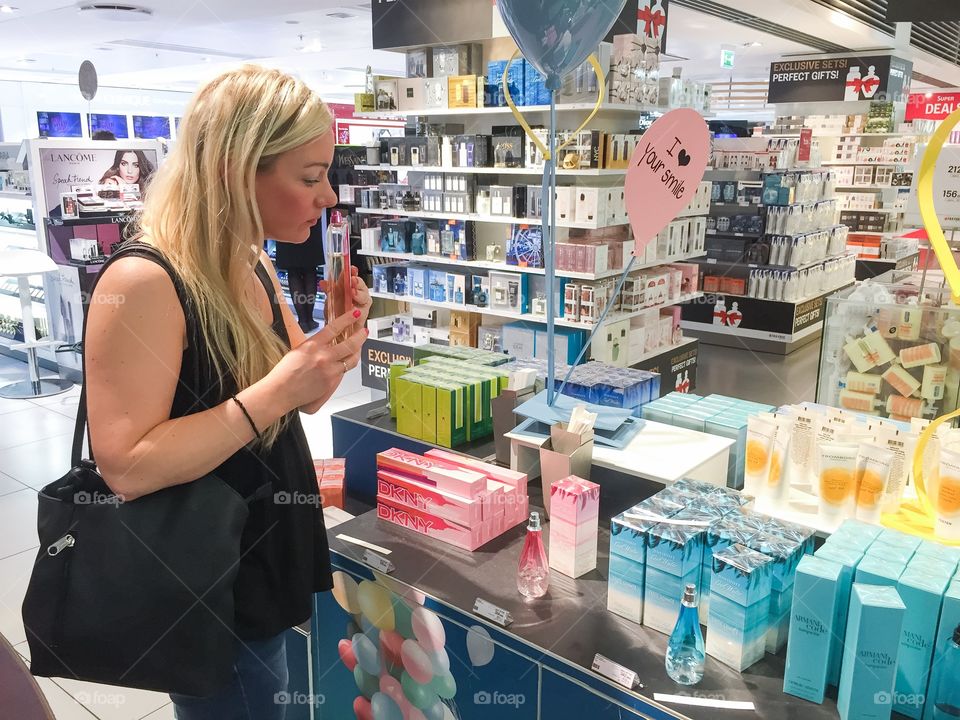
[266,309,368,416]
[320,266,372,332]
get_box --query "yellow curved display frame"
[879,112,960,544]
[918,107,960,305]
[502,51,606,160]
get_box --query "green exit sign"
[720,49,735,69]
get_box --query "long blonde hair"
[136,65,333,445]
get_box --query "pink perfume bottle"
[517,511,549,598]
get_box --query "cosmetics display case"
[816,272,960,422]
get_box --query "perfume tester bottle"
[517,512,549,599]
[665,583,705,685]
[324,220,352,342]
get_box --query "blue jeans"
[170,633,288,720]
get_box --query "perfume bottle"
[932,624,960,719]
[472,281,487,308]
[665,583,705,685]
[411,228,425,255]
[324,220,352,342]
[517,512,549,599]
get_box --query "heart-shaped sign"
[625,108,711,255]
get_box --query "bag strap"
[72,241,198,468]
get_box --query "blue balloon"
[423,699,446,720]
[354,664,379,700]
[353,632,381,677]
[371,691,404,720]
[360,615,381,644]
[497,0,627,88]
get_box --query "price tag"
[362,549,395,574]
[472,597,513,627]
[591,653,641,690]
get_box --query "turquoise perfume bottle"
[933,624,960,719]
[665,583,705,685]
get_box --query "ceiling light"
[15,57,36,64]
[285,19,299,24]
[744,41,762,48]
[202,56,210,62]
[75,3,152,22]
[0,5,18,13]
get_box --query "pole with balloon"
[497,0,711,409]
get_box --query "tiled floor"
[0,352,372,719]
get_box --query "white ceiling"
[0,0,958,102]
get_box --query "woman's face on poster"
[117,152,141,184]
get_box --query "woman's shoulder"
[93,249,184,320]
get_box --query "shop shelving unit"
[357,83,710,388]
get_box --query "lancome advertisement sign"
[39,146,158,215]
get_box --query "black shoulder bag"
[21,243,259,696]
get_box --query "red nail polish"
[353,309,362,318]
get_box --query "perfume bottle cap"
[681,583,697,606]
[528,511,542,531]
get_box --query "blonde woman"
[84,66,371,719]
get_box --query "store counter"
[332,401,732,517]
[311,509,840,720]
[506,419,733,487]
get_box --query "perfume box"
[590,318,629,367]
[377,495,487,551]
[924,580,960,720]
[706,544,774,671]
[837,584,906,720]
[608,552,646,623]
[506,59,527,106]
[406,47,432,78]
[783,555,843,704]
[555,186,577,223]
[374,77,400,112]
[814,543,865,688]
[548,475,600,578]
[486,60,508,107]
[895,567,952,719]
[644,523,706,634]
[397,78,426,112]
[377,467,484,527]
[432,43,482,78]
[453,134,491,168]
[747,533,805,653]
[424,78,449,109]
[448,75,478,109]
[492,134,525,168]
[506,224,543,268]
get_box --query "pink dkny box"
[549,476,600,526]
[424,465,487,499]
[377,469,483,527]
[377,495,486,551]
[377,448,456,482]
[424,449,528,494]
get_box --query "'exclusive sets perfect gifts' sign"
[767,54,912,104]
[624,108,710,254]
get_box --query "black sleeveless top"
[117,243,333,640]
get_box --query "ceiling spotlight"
[285,19,299,24]
[202,56,210,62]
[15,57,36,64]
[744,41,762,47]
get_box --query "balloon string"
[503,52,607,161]
[544,91,557,405]
[555,255,638,400]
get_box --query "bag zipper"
[47,533,75,556]
[48,533,76,649]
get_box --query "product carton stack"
[375,448,529,552]
[313,458,346,510]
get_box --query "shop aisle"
[0,353,372,720]
[695,341,822,408]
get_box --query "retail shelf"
[355,205,627,230]
[693,283,852,305]
[835,185,905,190]
[369,290,702,329]
[760,132,916,139]
[359,248,706,280]
[46,214,135,227]
[705,229,763,239]
[694,251,854,273]
[820,161,903,167]
[354,164,627,177]
[0,192,31,201]
[354,101,675,119]
[840,207,904,214]
[711,200,761,208]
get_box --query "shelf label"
[362,549,395,574]
[473,597,513,627]
[591,653,641,690]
